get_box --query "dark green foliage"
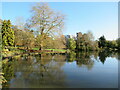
[98,35,106,48]
[98,50,113,64]
[2,20,14,47]
[116,38,120,50]
[98,35,118,50]
[106,40,117,50]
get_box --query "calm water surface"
[2,51,119,88]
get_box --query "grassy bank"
[2,47,67,58]
[2,47,26,58]
[33,48,66,52]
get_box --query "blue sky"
[2,2,118,40]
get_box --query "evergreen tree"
[7,20,14,46]
[98,35,106,48]
[2,20,14,47]
[2,20,8,46]
[0,20,2,48]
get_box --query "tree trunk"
[39,47,42,50]
[39,44,42,50]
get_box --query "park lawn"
[6,47,66,53]
[32,48,66,52]
[45,49,66,52]
[2,47,67,58]
[32,47,39,50]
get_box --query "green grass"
[32,47,39,50]
[45,49,66,52]
[32,47,66,52]
[2,47,67,58]
[4,47,66,52]
[32,48,66,52]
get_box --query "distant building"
[65,35,70,39]
[65,35,76,39]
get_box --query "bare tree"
[27,3,65,50]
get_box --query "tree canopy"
[27,3,65,50]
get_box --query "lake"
[2,51,119,88]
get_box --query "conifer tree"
[2,20,8,46]
[0,19,2,48]
[2,20,14,47]
[7,20,14,46]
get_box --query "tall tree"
[76,32,83,50]
[7,20,14,46]
[2,20,8,46]
[2,20,14,47]
[76,31,98,51]
[27,3,65,50]
[98,35,106,48]
[0,19,2,49]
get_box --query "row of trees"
[67,31,99,51]
[67,32,120,51]
[98,35,120,50]
[1,2,119,51]
[2,18,120,51]
[1,20,66,49]
[1,3,66,50]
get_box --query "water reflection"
[2,51,119,88]
[98,50,119,64]
[2,59,15,88]
[67,51,98,70]
[67,51,76,62]
[3,54,67,88]
[76,52,94,70]
[117,52,120,60]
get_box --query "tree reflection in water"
[117,52,120,60]
[2,51,119,88]
[67,51,118,69]
[67,51,76,62]
[2,58,15,88]
[98,50,118,64]
[76,52,94,70]
[3,54,66,88]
